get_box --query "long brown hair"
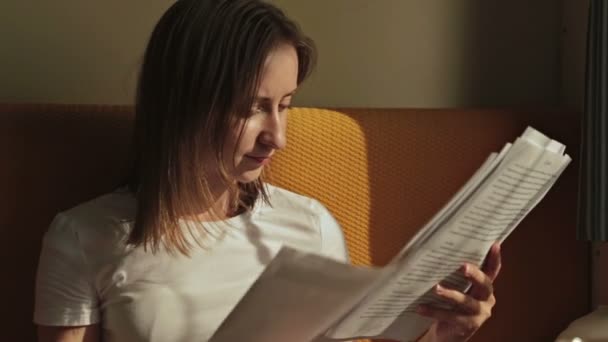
[126,0,316,255]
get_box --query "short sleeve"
[33,213,100,326]
[315,201,350,263]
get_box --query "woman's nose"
[259,109,287,150]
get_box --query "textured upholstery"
[0,104,589,342]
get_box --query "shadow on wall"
[456,0,561,107]
[281,0,561,108]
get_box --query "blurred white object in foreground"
[554,306,608,342]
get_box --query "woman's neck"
[188,184,245,222]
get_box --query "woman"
[34,0,501,341]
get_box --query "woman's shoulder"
[262,183,329,215]
[260,183,338,237]
[47,188,135,246]
[263,184,349,262]
[62,188,135,224]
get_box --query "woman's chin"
[235,169,264,184]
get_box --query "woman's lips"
[245,155,271,165]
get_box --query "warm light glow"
[572,338,583,342]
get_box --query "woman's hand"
[417,243,502,342]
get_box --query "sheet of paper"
[209,247,387,342]
[326,127,571,341]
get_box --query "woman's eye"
[251,104,290,115]
[251,106,264,115]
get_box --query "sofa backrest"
[0,104,588,341]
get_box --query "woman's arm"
[37,324,100,342]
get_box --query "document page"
[209,247,388,342]
[326,127,571,341]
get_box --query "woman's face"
[222,43,299,184]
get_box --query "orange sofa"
[0,104,589,341]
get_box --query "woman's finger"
[416,305,486,337]
[434,284,482,314]
[482,243,502,282]
[463,263,494,301]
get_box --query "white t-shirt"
[34,184,349,342]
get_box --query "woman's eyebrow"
[254,90,297,102]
